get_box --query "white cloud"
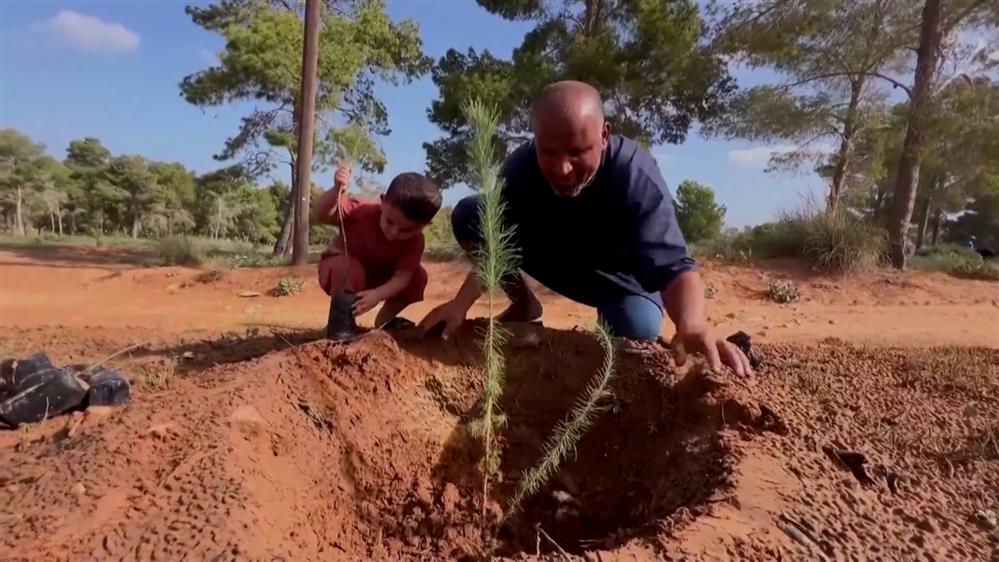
[728,143,836,170]
[31,10,140,53]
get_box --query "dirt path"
[1,247,997,348]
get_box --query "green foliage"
[799,211,884,273]
[765,279,800,304]
[946,181,999,248]
[423,206,463,262]
[273,276,306,296]
[674,180,725,242]
[155,236,204,266]
[702,207,883,273]
[708,0,920,206]
[181,0,429,177]
[464,99,519,499]
[510,321,617,512]
[425,0,734,187]
[912,245,999,281]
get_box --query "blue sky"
[1,1,830,227]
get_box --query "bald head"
[531,80,605,125]
[530,80,610,197]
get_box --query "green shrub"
[911,245,997,281]
[710,208,884,273]
[155,236,203,266]
[766,279,800,303]
[423,207,464,262]
[800,211,884,273]
[273,277,305,296]
[949,260,999,281]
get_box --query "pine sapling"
[462,99,519,510]
[509,321,618,513]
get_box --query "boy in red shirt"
[314,165,443,328]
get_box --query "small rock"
[145,423,178,439]
[166,283,181,293]
[963,403,984,418]
[725,312,737,319]
[229,405,265,435]
[976,510,997,530]
[72,483,86,496]
[237,290,262,298]
[916,517,935,533]
[181,351,195,360]
[85,406,115,422]
[828,319,836,325]
[7,484,20,494]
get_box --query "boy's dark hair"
[385,172,443,224]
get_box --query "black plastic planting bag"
[0,366,88,427]
[86,369,131,407]
[327,292,358,341]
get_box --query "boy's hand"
[352,289,382,316]
[333,165,352,192]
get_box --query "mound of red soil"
[2,326,996,561]
[0,326,756,560]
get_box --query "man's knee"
[451,194,483,246]
[597,295,663,341]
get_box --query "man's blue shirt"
[497,135,696,307]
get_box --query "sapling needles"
[462,99,519,511]
[509,321,618,513]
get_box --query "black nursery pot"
[327,292,358,341]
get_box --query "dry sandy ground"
[1,244,997,348]
[1,245,997,561]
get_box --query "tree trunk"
[273,161,297,257]
[888,0,942,269]
[828,80,864,214]
[69,211,76,235]
[57,205,63,236]
[49,210,55,233]
[15,187,24,236]
[292,0,322,267]
[132,214,140,239]
[931,208,942,245]
[916,174,943,250]
[915,195,931,250]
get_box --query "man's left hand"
[672,328,753,377]
[352,289,383,316]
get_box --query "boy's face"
[379,197,425,241]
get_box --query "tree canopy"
[674,180,726,243]
[424,0,734,187]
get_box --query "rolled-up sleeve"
[629,168,696,293]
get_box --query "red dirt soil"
[1,246,997,347]
[1,245,998,560]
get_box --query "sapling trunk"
[509,321,618,513]
[462,100,519,512]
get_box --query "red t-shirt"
[328,195,424,277]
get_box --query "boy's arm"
[313,165,353,225]
[352,237,425,315]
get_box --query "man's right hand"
[418,299,470,340]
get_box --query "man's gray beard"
[549,169,598,198]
